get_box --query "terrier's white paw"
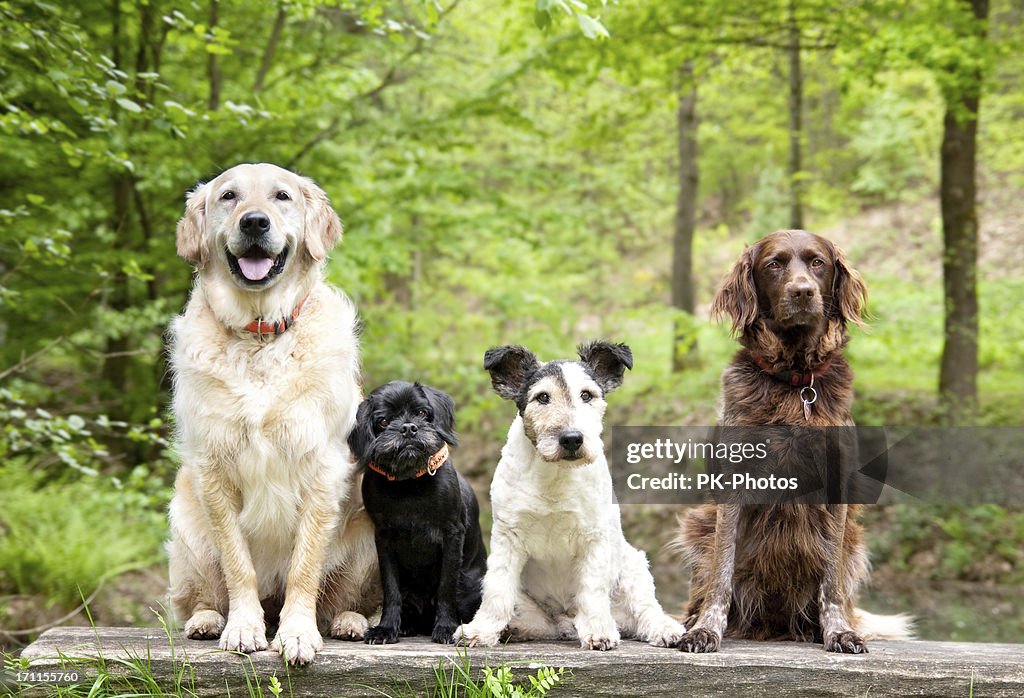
[580,631,620,651]
[453,621,502,647]
[219,614,268,654]
[647,617,687,648]
[576,615,620,651]
[184,610,225,640]
[329,611,369,641]
[272,614,323,665]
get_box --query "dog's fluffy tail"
[855,609,914,640]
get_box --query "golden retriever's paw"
[825,630,868,654]
[219,616,268,654]
[272,616,324,665]
[184,610,225,640]
[677,627,720,653]
[453,622,501,647]
[329,611,369,641]
[646,617,687,648]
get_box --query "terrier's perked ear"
[577,341,633,394]
[483,345,540,401]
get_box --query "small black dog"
[348,381,487,644]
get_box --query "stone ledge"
[14,627,1024,697]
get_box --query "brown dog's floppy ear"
[832,243,868,327]
[176,182,209,266]
[578,341,633,394]
[300,176,343,263]
[483,345,540,401]
[710,243,760,335]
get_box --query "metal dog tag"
[801,385,817,421]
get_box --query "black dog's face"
[349,381,457,481]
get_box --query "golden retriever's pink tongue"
[238,256,273,281]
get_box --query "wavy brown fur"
[676,230,877,653]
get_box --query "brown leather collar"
[243,295,308,336]
[751,352,831,387]
[367,443,449,481]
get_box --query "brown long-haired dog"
[675,230,911,654]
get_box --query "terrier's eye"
[535,392,550,405]
[415,408,429,419]
[811,258,825,268]
[276,191,291,201]
[221,191,236,201]
[580,390,593,403]
[376,417,390,430]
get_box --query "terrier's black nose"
[400,422,418,437]
[559,430,584,451]
[240,211,271,236]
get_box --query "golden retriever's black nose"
[559,430,583,451]
[400,422,418,437]
[240,211,271,236]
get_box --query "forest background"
[1,0,1022,650]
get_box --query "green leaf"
[116,98,143,113]
[576,13,608,40]
[26,194,45,205]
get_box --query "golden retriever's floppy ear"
[176,182,209,266]
[710,243,760,335]
[832,243,868,327]
[300,177,343,263]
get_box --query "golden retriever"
[167,163,378,665]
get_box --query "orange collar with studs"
[243,295,308,336]
[367,443,450,481]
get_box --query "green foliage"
[427,651,570,698]
[1,0,1023,645]
[0,459,166,611]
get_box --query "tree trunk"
[254,4,287,92]
[207,0,222,110]
[938,0,988,422]
[672,63,699,372]
[786,2,804,229]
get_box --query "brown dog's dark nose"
[240,211,271,236]
[400,422,418,437]
[790,280,816,300]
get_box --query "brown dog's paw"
[825,630,868,654]
[677,627,721,653]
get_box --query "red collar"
[367,444,449,482]
[751,352,831,387]
[243,295,308,335]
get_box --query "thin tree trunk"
[786,2,804,229]
[207,0,222,110]
[939,0,988,422]
[254,4,287,92]
[672,63,699,372]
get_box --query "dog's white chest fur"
[170,283,360,581]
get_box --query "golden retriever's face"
[176,163,342,289]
